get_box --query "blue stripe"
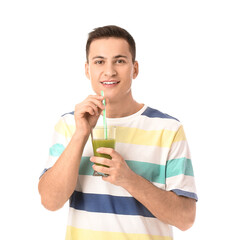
[142,107,179,121]
[61,111,74,117]
[39,168,51,179]
[70,191,155,218]
[172,189,198,201]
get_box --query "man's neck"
[105,94,144,118]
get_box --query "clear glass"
[91,126,116,176]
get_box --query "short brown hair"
[86,25,136,63]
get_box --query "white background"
[0,0,233,239]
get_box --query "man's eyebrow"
[92,56,106,60]
[114,55,128,59]
[91,55,128,60]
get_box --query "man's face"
[85,37,138,102]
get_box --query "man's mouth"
[101,80,120,86]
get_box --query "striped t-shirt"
[41,105,197,240]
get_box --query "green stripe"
[166,157,194,178]
[49,144,65,157]
[79,157,166,184]
[126,160,165,184]
[79,157,95,175]
[79,157,194,183]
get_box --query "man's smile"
[100,80,120,87]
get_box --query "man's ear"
[133,61,139,79]
[85,62,90,80]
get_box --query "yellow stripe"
[65,226,172,240]
[173,126,186,142]
[55,120,186,148]
[54,119,75,138]
[116,126,185,147]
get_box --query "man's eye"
[95,60,104,64]
[116,59,125,64]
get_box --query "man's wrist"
[72,129,90,142]
[120,170,140,192]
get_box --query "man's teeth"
[102,82,117,85]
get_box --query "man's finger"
[90,156,113,167]
[92,163,111,175]
[96,147,118,158]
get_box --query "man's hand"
[74,95,105,136]
[90,148,134,186]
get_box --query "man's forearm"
[38,132,89,211]
[122,172,196,231]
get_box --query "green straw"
[101,91,107,139]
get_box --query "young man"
[38,25,197,240]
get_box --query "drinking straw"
[101,91,107,139]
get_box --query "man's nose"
[104,63,116,77]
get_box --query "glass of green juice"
[91,126,116,176]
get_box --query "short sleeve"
[165,125,198,201]
[39,116,73,178]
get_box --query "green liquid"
[92,139,115,167]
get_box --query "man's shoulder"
[56,111,75,128]
[141,106,179,122]
[54,111,75,137]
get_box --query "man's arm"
[91,148,196,231]
[38,95,104,211]
[121,172,196,231]
[38,132,88,211]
